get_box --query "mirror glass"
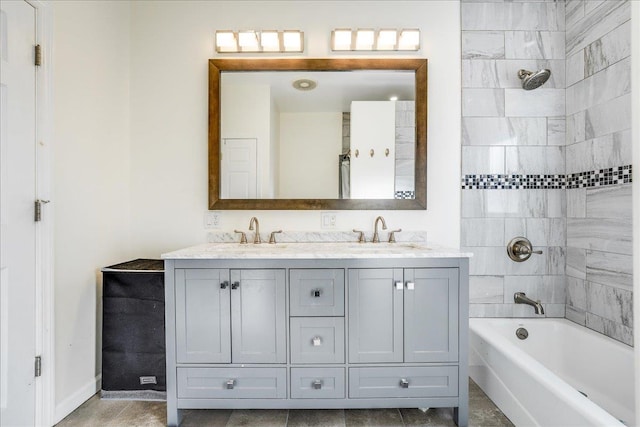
[209,59,427,210]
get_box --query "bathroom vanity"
[162,242,470,427]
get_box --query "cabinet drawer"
[290,317,345,364]
[177,367,286,399]
[290,269,344,316]
[290,368,345,399]
[348,366,458,399]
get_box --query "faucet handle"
[387,229,402,243]
[234,230,248,244]
[353,229,366,243]
[269,230,283,244]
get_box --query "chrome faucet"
[372,216,387,243]
[248,217,261,244]
[514,292,544,315]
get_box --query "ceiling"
[221,70,415,112]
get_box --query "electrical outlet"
[204,211,222,229]
[321,211,337,229]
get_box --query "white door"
[0,1,38,425]
[349,101,395,199]
[221,138,257,199]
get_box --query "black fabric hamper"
[101,259,166,395]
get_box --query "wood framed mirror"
[209,58,427,210]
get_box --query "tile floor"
[56,379,513,427]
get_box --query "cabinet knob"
[226,379,236,389]
[231,281,240,290]
[220,281,229,289]
[395,281,403,290]
[312,336,322,346]
[312,289,322,298]
[312,380,323,390]
[400,378,409,388]
[406,281,415,290]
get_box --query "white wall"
[221,83,273,197]
[278,112,342,199]
[52,1,131,421]
[129,1,462,255]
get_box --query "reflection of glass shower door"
[221,138,257,199]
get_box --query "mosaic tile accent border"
[565,165,633,189]
[395,190,415,199]
[461,165,632,190]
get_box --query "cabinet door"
[348,269,403,363]
[230,269,286,363]
[175,269,231,364]
[404,268,459,362]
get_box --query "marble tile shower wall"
[461,0,567,319]
[461,0,633,346]
[564,0,632,345]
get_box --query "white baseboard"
[53,374,102,425]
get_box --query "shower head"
[518,69,551,90]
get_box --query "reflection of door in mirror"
[350,101,395,199]
[221,138,257,199]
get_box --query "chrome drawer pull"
[395,281,403,290]
[312,380,323,390]
[400,378,409,388]
[406,281,415,290]
[312,336,322,346]
[312,289,322,298]
[226,379,236,389]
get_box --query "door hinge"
[34,199,50,222]
[35,356,42,377]
[35,44,42,66]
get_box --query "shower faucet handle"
[507,237,543,262]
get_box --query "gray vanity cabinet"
[174,268,286,365]
[348,268,459,364]
[164,256,469,427]
[230,269,286,364]
[175,269,230,364]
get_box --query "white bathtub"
[469,318,634,427]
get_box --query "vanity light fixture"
[215,30,304,53]
[330,28,420,51]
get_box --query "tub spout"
[514,292,544,315]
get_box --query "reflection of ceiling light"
[215,30,304,53]
[292,79,317,91]
[330,28,420,51]
[389,96,398,101]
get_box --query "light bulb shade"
[215,29,303,53]
[283,30,303,52]
[376,29,397,50]
[355,29,375,50]
[238,31,260,51]
[215,31,237,52]
[398,29,420,50]
[332,29,353,51]
[260,31,280,51]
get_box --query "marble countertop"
[161,241,472,260]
